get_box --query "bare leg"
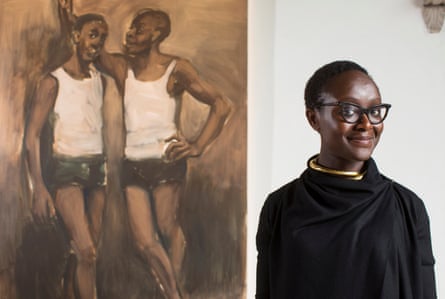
[86,187,105,245]
[126,185,181,299]
[55,186,97,299]
[61,187,104,299]
[152,182,185,279]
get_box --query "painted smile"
[86,48,99,59]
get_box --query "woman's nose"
[356,112,373,129]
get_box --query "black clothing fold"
[256,158,436,299]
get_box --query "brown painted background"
[0,0,246,298]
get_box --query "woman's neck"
[309,155,366,180]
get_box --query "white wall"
[247,0,275,297]
[248,0,445,297]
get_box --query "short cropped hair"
[73,13,107,32]
[135,9,171,41]
[304,60,369,108]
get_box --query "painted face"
[309,70,384,171]
[75,20,108,62]
[124,15,159,55]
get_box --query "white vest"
[51,67,103,157]
[124,60,177,160]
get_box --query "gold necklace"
[308,156,366,180]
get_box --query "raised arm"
[25,75,58,223]
[58,0,76,38]
[57,0,127,92]
[165,59,232,161]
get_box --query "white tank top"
[124,60,177,160]
[51,67,103,157]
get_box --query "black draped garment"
[256,158,436,299]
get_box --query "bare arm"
[57,0,127,92]
[58,0,76,37]
[165,59,232,161]
[96,52,127,94]
[25,75,58,222]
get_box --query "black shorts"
[47,155,106,193]
[122,158,187,190]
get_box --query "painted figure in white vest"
[103,9,231,298]
[26,13,108,299]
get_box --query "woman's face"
[307,70,384,171]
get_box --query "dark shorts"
[47,155,106,192]
[122,158,187,190]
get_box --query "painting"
[0,0,246,298]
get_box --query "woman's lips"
[348,135,374,147]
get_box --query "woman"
[255,60,436,299]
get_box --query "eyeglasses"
[315,101,391,125]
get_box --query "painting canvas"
[0,0,246,298]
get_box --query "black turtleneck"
[256,158,436,299]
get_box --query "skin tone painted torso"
[306,70,383,172]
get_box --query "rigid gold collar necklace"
[308,155,366,180]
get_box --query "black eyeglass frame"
[315,101,392,125]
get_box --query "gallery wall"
[248,0,445,298]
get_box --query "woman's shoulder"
[389,178,430,221]
[268,178,301,201]
[262,179,301,213]
[259,178,301,230]
[390,179,422,203]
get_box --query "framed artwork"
[0,0,246,298]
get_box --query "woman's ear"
[306,108,320,132]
